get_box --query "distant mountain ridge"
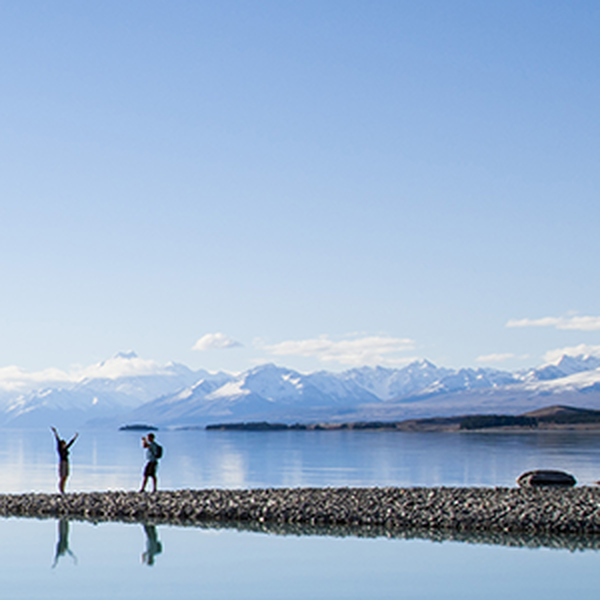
[0,352,213,428]
[4,352,600,428]
[123,354,600,428]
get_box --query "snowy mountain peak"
[245,363,289,375]
[554,354,600,374]
[413,358,438,370]
[113,351,139,360]
[521,353,600,382]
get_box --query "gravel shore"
[1,487,599,538]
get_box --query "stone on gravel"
[517,470,577,488]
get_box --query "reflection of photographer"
[141,524,162,566]
[139,433,163,492]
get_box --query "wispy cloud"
[77,353,171,380]
[260,334,416,367]
[543,344,600,363]
[0,352,173,392]
[0,366,72,392]
[475,353,515,364]
[192,332,243,351]
[507,315,600,331]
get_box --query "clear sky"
[1,1,599,375]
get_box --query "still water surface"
[2,427,600,492]
[2,517,599,600]
[2,428,600,599]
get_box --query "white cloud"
[0,351,172,393]
[543,344,600,364]
[475,353,515,364]
[192,332,243,351]
[507,315,600,331]
[76,353,170,380]
[261,334,416,367]
[0,365,73,392]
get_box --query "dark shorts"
[144,460,158,478]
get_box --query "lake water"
[3,428,600,598]
[4,427,600,493]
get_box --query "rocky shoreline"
[1,486,600,538]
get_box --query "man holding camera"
[140,433,162,492]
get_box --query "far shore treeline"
[203,405,600,433]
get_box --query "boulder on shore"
[517,470,576,487]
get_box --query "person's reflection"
[141,524,162,566]
[52,519,77,568]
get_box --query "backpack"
[153,443,163,459]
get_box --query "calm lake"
[4,427,600,493]
[3,428,600,599]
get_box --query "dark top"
[57,441,70,462]
[56,435,77,462]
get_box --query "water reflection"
[4,428,600,492]
[52,518,164,568]
[1,516,596,600]
[52,519,77,568]
[45,515,600,560]
[183,518,600,553]
[141,524,162,566]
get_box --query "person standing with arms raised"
[140,432,162,492]
[51,427,78,494]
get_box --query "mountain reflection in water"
[3,428,600,493]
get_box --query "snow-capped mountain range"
[3,351,600,428]
[0,352,209,428]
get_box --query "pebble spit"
[1,487,600,537]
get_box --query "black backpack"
[154,444,163,459]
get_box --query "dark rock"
[517,470,577,487]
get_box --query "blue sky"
[1,1,599,374]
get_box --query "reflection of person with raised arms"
[52,519,77,568]
[51,427,78,494]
